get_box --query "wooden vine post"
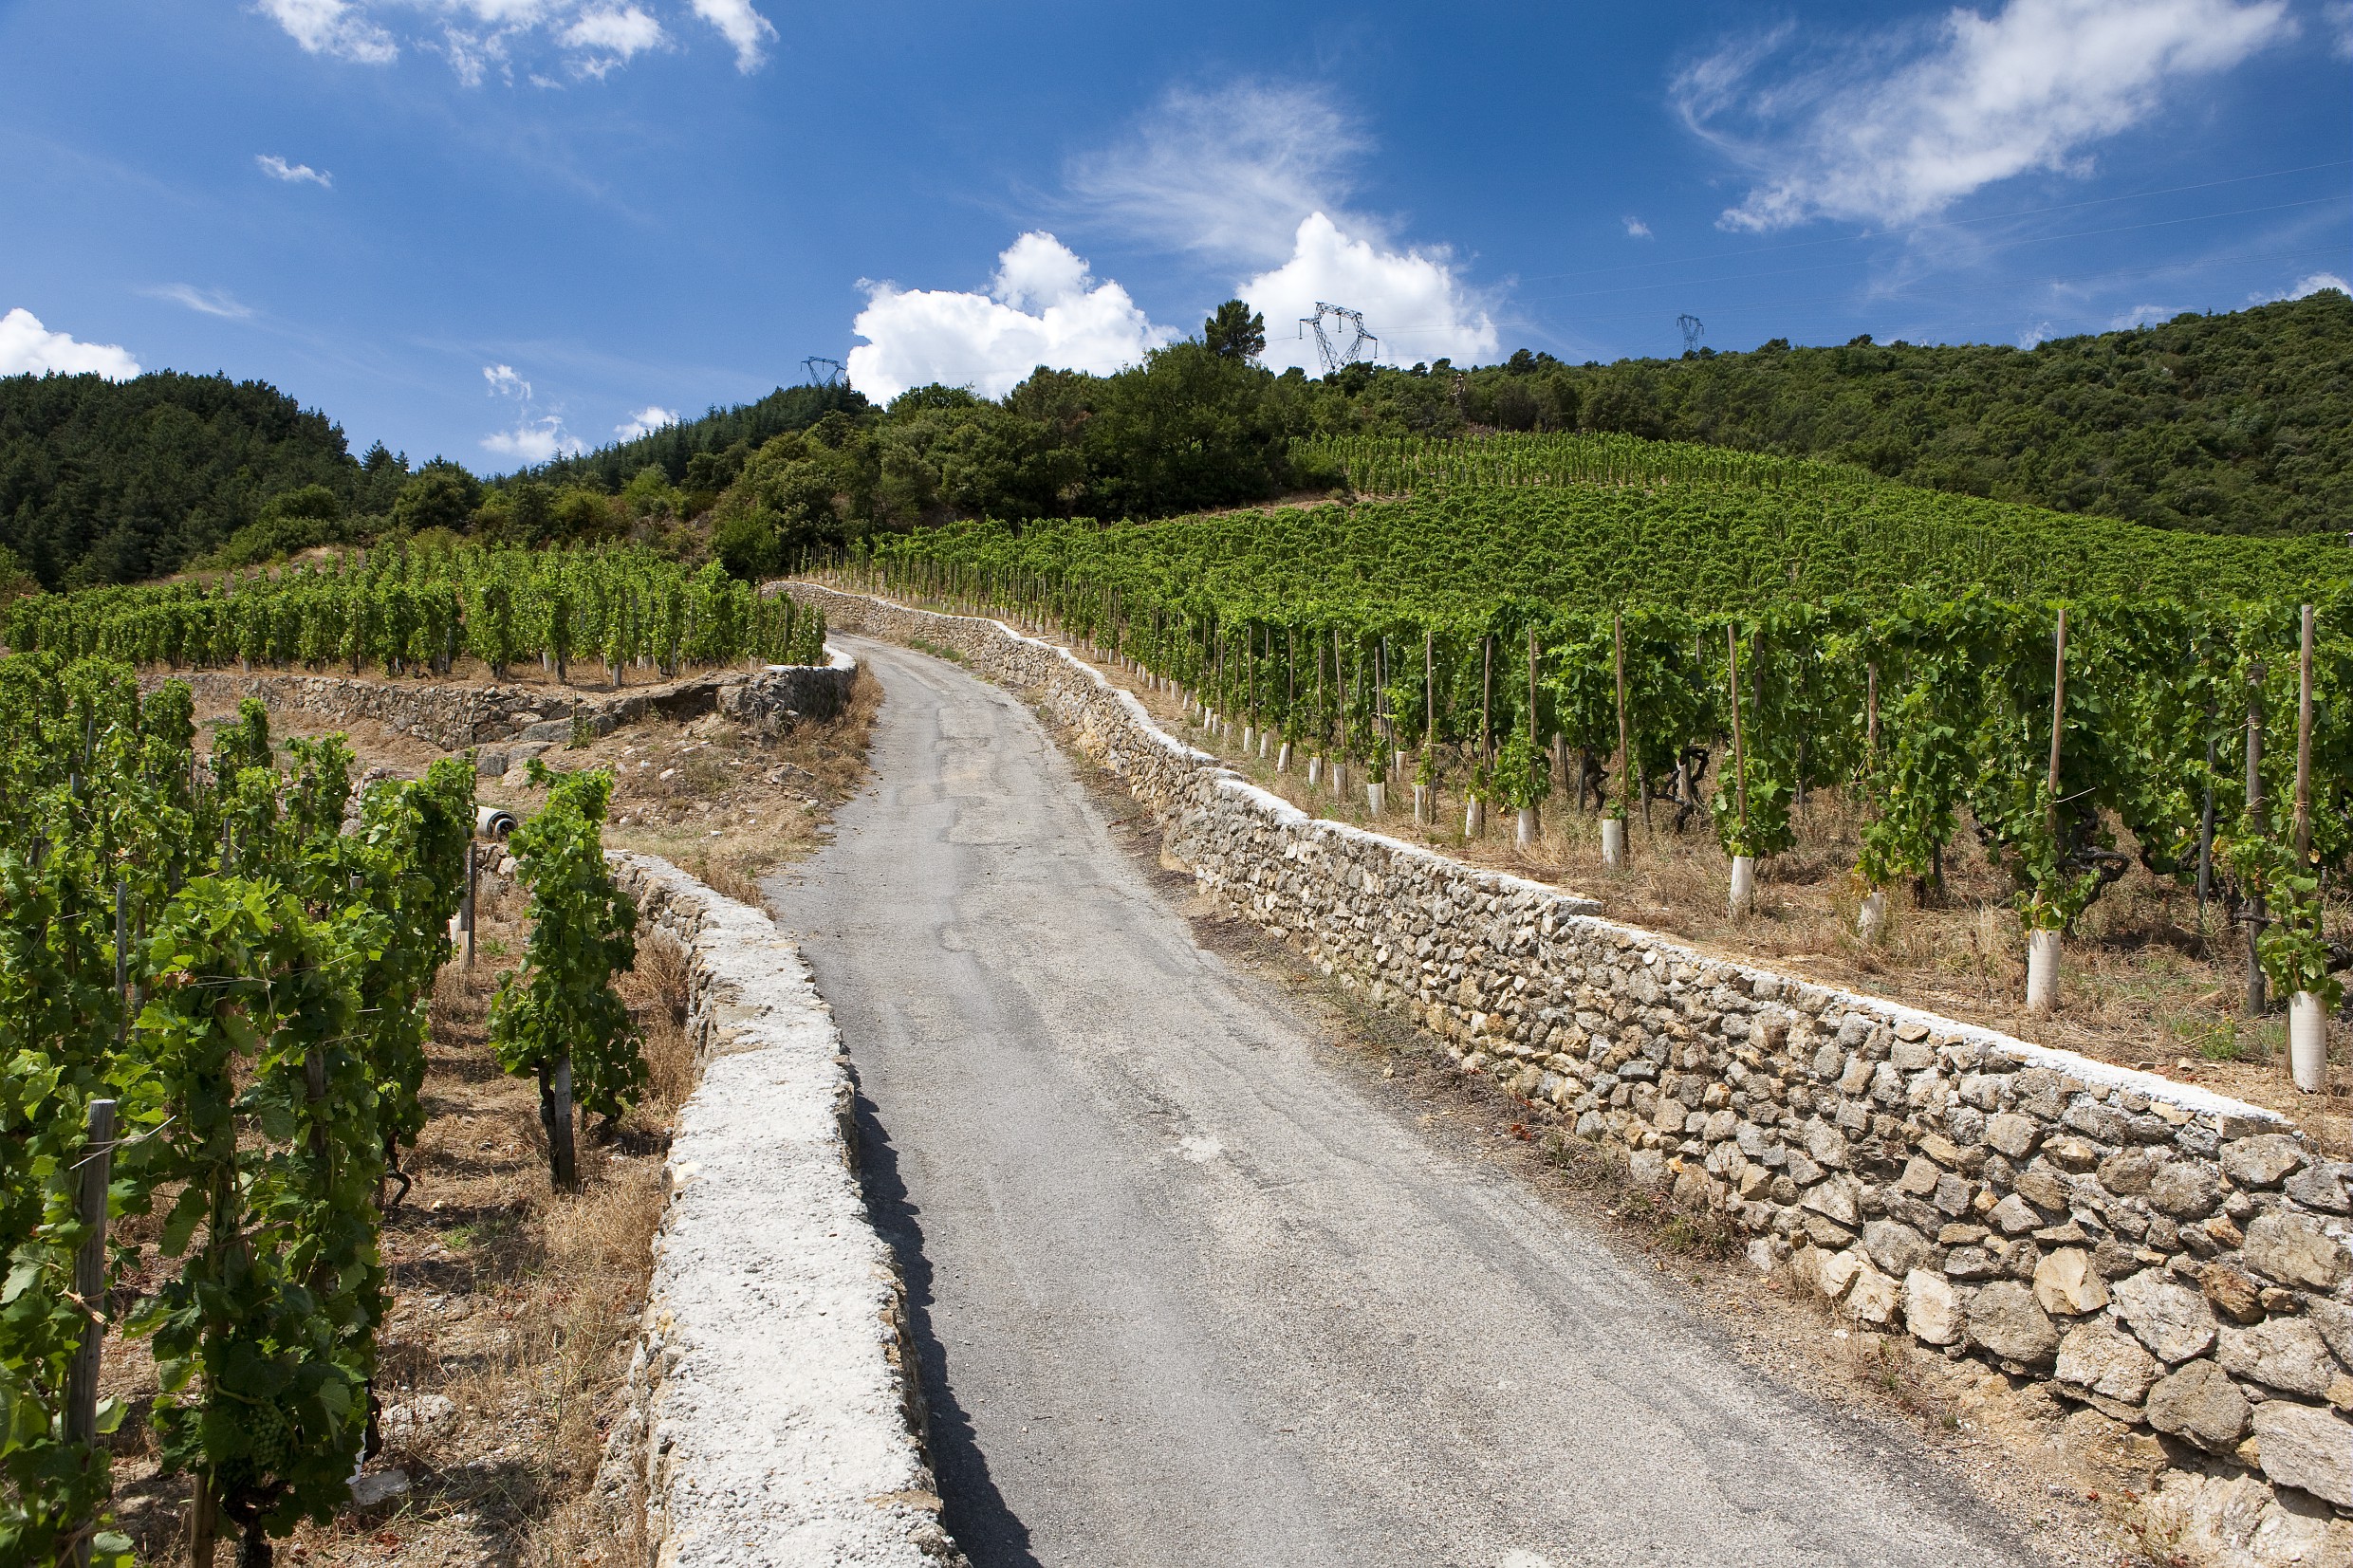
[1420,629,1436,825]
[2295,604,2314,865]
[1727,625,1751,834]
[67,1098,117,1568]
[1727,625,1753,915]
[2246,656,2268,1017]
[1609,612,1633,865]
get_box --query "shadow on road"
[854,1088,1043,1568]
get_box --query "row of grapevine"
[829,502,2348,1039]
[0,662,474,1564]
[5,545,826,682]
[0,656,651,1565]
[1300,430,1870,496]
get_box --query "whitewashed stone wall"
[792,582,2353,1533]
[597,853,963,1568]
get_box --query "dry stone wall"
[596,853,962,1568]
[145,655,855,768]
[793,583,2353,1538]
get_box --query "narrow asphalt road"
[769,635,2030,1568]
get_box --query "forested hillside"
[1424,289,2353,537]
[7,289,2344,589]
[0,371,409,587]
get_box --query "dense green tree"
[390,461,482,535]
[0,371,372,585]
[1204,300,1267,362]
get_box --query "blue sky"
[1,0,2346,472]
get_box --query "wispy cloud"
[0,308,141,378]
[615,404,677,439]
[257,154,332,188]
[256,0,398,65]
[1622,216,1652,239]
[687,0,777,71]
[559,6,665,78]
[1068,81,1366,268]
[256,0,771,81]
[480,362,584,464]
[144,284,255,320]
[1068,80,1498,373]
[1676,0,2294,231]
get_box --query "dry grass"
[1065,643,2352,1154]
[485,664,883,911]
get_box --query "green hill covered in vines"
[1408,290,2353,538]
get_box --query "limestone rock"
[1862,1219,1931,1279]
[2148,1358,2252,1453]
[1986,1112,2040,1160]
[2309,1301,2353,1371]
[1988,1193,2042,1236]
[2114,1267,2219,1362]
[2139,1468,2353,1568]
[2150,1160,2224,1220]
[1846,1260,1901,1326]
[1968,1280,2059,1367]
[2055,1320,2158,1411]
[2098,1148,2162,1195]
[2201,1263,2267,1324]
[2220,1134,2309,1190]
[2011,1169,2069,1211]
[2250,1399,2353,1509]
[380,1393,459,1448]
[1802,1173,1861,1226]
[2284,1163,2351,1215]
[1811,1246,1862,1302]
[2031,1247,2109,1316]
[2243,1211,2352,1291]
[1904,1269,1962,1346]
[2218,1319,2344,1401]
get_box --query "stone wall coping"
[797,583,2285,1131]
[597,851,955,1567]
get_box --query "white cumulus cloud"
[145,285,255,320]
[616,405,678,439]
[2247,270,2352,304]
[846,232,1174,402]
[1241,213,1498,374]
[480,362,583,464]
[257,154,332,188]
[1677,0,2294,231]
[1622,216,1653,239]
[257,0,398,63]
[256,0,769,80]
[1068,81,1499,373]
[0,309,141,379]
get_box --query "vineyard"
[2,544,826,684]
[835,443,2353,1087]
[0,638,669,1563]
